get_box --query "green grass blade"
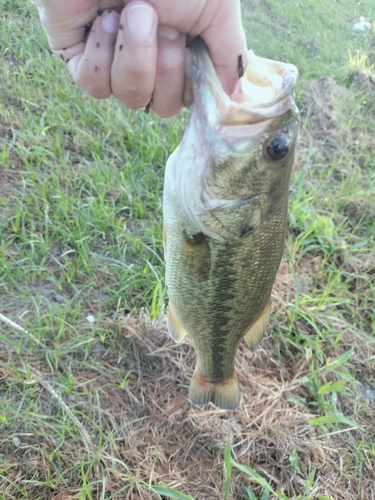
[230,459,275,495]
[310,415,365,431]
[223,438,232,500]
[327,348,354,370]
[244,486,257,500]
[261,489,270,500]
[304,469,316,495]
[317,380,347,395]
[151,485,194,500]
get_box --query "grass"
[1,0,375,499]
[242,0,375,83]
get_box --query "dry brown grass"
[1,302,374,499]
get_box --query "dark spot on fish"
[107,9,112,14]
[266,137,290,161]
[144,97,153,113]
[62,48,67,51]
[183,231,204,244]
[181,230,210,282]
[97,8,104,15]
[119,24,124,30]
[119,44,123,51]
[96,42,100,48]
[238,54,244,78]
[95,66,98,73]
[66,59,70,64]
[82,21,93,43]
[60,54,64,61]
[240,225,254,238]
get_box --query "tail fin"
[189,371,240,410]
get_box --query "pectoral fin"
[167,302,188,343]
[182,230,210,281]
[243,299,271,350]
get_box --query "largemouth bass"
[163,38,299,410]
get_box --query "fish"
[163,38,299,410]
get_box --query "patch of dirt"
[0,165,23,225]
[351,69,375,105]
[0,86,23,111]
[272,253,321,306]
[0,165,22,196]
[297,73,375,171]
[296,77,349,167]
[1,314,374,499]
[300,77,348,136]
[0,122,16,142]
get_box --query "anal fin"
[167,303,188,343]
[243,299,271,350]
[189,371,240,410]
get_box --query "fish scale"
[163,38,299,410]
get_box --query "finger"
[200,1,248,95]
[53,43,86,66]
[117,0,247,97]
[151,26,185,117]
[68,10,120,99]
[35,0,124,49]
[111,1,158,109]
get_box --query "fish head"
[174,38,299,241]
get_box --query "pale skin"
[35,0,248,117]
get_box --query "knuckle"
[76,74,111,100]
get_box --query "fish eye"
[266,137,290,161]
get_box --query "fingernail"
[126,4,155,38]
[158,26,180,41]
[102,10,119,34]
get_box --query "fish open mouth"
[231,51,296,107]
[232,54,283,104]
[222,51,298,126]
[191,37,298,127]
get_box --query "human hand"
[35,0,247,117]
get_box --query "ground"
[1,1,375,499]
